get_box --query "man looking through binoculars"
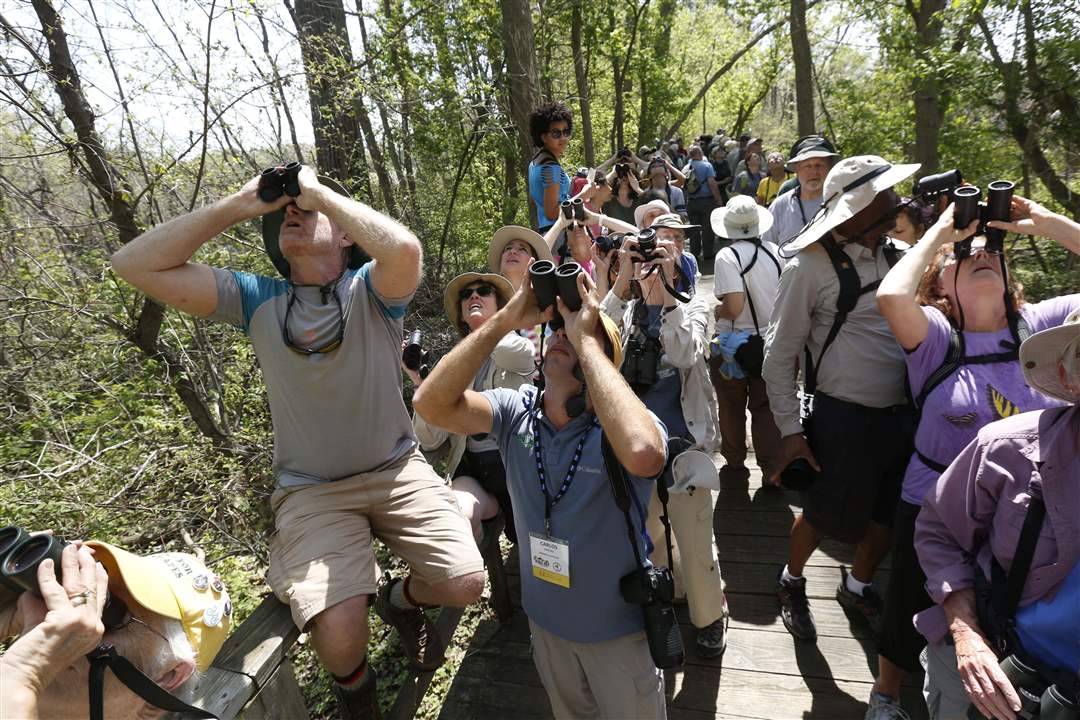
[110,164,484,719]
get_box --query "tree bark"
[571,0,595,166]
[790,0,815,136]
[499,0,541,192]
[907,0,947,174]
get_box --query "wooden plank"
[237,661,309,720]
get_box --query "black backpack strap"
[804,237,866,394]
[915,326,964,410]
[990,468,1047,632]
[728,245,762,335]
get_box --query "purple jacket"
[914,406,1080,643]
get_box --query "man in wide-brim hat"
[761,155,922,645]
[761,134,841,249]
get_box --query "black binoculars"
[952,180,1014,256]
[258,162,302,202]
[0,526,130,629]
[529,261,583,326]
[967,654,1079,720]
[595,233,625,255]
[912,169,964,197]
[402,329,429,379]
[615,163,632,178]
[561,198,586,222]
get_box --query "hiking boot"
[332,666,382,720]
[836,565,884,629]
[864,691,910,720]
[373,578,445,671]
[695,597,729,659]
[777,569,817,641]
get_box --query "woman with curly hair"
[527,102,573,233]
[864,198,1080,719]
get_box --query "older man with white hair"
[760,135,840,251]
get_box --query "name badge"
[529,532,570,588]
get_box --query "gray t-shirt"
[761,188,823,251]
[208,265,416,487]
[483,385,668,643]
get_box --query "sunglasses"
[282,285,345,355]
[546,127,572,139]
[459,284,495,302]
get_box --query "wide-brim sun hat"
[262,174,368,279]
[1021,308,1080,404]
[84,541,231,672]
[780,155,921,257]
[443,272,515,333]
[488,225,552,274]
[785,135,841,172]
[668,450,721,493]
[634,199,671,228]
[650,213,699,231]
[711,195,774,240]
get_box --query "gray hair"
[109,615,200,706]
[689,146,704,160]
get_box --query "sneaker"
[695,598,730,659]
[776,569,817,641]
[836,565,884,628]
[332,666,382,720]
[373,578,445,671]
[864,691,910,720]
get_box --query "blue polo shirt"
[483,385,668,643]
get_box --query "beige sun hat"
[488,226,552,274]
[779,155,920,257]
[711,195,774,240]
[1021,308,1080,404]
[634,199,671,229]
[443,272,514,334]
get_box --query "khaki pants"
[922,641,973,720]
[645,486,726,629]
[530,620,667,720]
[708,362,783,473]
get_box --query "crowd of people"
[4,99,1078,720]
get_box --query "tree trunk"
[290,0,367,186]
[908,0,947,174]
[790,0,815,136]
[570,0,595,166]
[499,0,541,194]
[636,0,675,147]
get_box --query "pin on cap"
[203,604,223,628]
[192,575,210,592]
[211,577,224,593]
[223,600,232,617]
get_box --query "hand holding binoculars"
[258,162,302,203]
[911,169,1015,258]
[529,261,584,329]
[561,198,586,222]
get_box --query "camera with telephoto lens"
[633,228,659,263]
[258,162,302,202]
[529,261,583,329]
[560,198,586,221]
[595,233,624,255]
[966,653,1079,720]
[0,526,129,629]
[619,564,684,669]
[402,329,429,379]
[912,169,964,197]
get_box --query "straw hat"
[262,175,368,279]
[488,226,552,273]
[780,155,920,256]
[1021,308,1080,404]
[711,195,774,240]
[443,272,514,334]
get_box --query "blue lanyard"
[533,412,597,536]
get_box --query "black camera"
[402,329,429,379]
[620,564,684,669]
[595,233,624,255]
[621,335,661,389]
[0,526,129,629]
[952,180,1014,257]
[258,162,302,202]
[634,228,658,263]
[912,169,964,197]
[615,163,631,178]
[561,198,586,222]
[530,261,583,329]
[967,654,1080,720]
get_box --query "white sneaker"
[864,691,910,720]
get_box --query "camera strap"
[600,433,667,572]
[87,643,219,720]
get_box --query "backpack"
[726,242,782,378]
[684,162,703,196]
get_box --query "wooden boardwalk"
[438,458,930,720]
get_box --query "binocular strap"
[87,644,219,720]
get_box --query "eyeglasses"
[546,127,572,139]
[282,284,345,355]
[459,284,495,302]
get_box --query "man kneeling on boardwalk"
[110,165,485,719]
[413,271,671,719]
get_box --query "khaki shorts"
[267,449,484,630]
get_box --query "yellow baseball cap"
[86,541,231,672]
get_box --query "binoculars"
[967,654,1079,720]
[595,233,625,255]
[561,198,586,222]
[952,180,1014,256]
[912,169,964,197]
[258,162,302,202]
[615,163,632,178]
[402,329,429,379]
[529,261,584,327]
[1,526,130,629]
